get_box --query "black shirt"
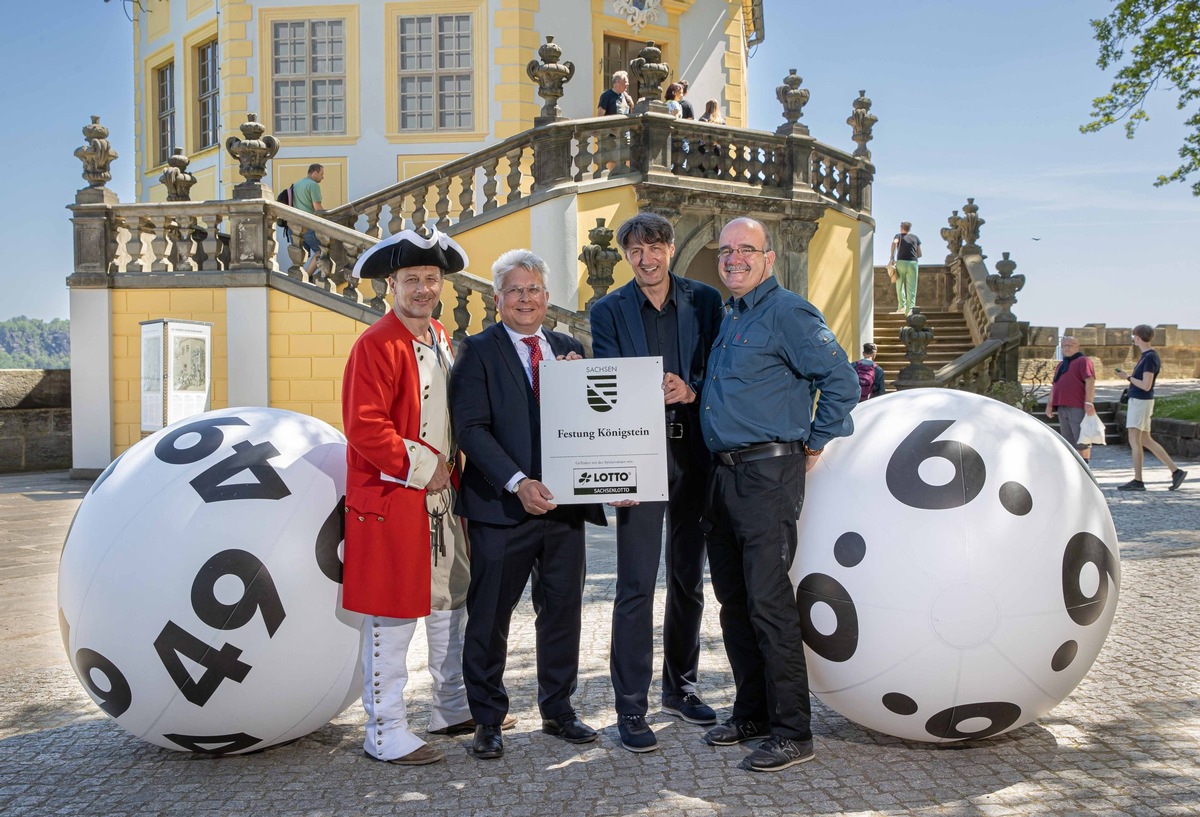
[680,99,695,119]
[894,232,921,261]
[636,281,682,422]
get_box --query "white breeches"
[360,607,470,760]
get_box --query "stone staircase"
[1030,400,1125,446]
[872,310,975,389]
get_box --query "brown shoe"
[364,744,444,766]
[428,714,518,736]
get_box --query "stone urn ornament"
[526,36,575,125]
[776,70,811,136]
[226,113,280,196]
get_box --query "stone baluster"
[776,70,811,136]
[483,294,497,328]
[411,188,428,232]
[387,195,408,235]
[367,278,388,312]
[630,41,670,115]
[959,198,985,255]
[452,279,472,342]
[125,218,149,273]
[846,90,877,159]
[481,157,500,211]
[285,229,306,279]
[895,308,937,388]
[311,234,336,290]
[578,218,621,310]
[173,215,199,272]
[458,168,475,220]
[527,36,576,126]
[341,245,364,304]
[986,252,1025,323]
[940,210,963,263]
[148,215,173,272]
[363,207,383,240]
[197,212,221,270]
[74,116,120,205]
[434,177,452,229]
[505,149,524,204]
[159,148,198,201]
[225,113,280,200]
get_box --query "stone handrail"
[73,197,593,342]
[930,254,1022,389]
[932,337,1005,393]
[325,113,872,237]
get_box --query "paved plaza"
[1,441,1197,816]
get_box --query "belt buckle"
[666,423,684,439]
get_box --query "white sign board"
[539,356,668,504]
[140,319,213,433]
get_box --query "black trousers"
[462,514,586,725]
[610,436,708,715]
[703,451,811,741]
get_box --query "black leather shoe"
[428,714,517,736]
[471,724,503,759]
[541,713,598,744]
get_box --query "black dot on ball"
[999,481,1033,516]
[882,692,918,716]
[1051,640,1078,672]
[834,532,867,568]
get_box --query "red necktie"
[521,336,542,402]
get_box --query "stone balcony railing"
[323,113,872,240]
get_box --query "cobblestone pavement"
[1,441,1197,817]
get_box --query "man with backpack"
[854,343,885,402]
[289,164,324,277]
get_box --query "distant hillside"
[0,316,70,369]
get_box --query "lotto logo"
[573,468,636,495]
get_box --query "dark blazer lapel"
[491,322,532,398]
[617,282,650,357]
[675,275,696,374]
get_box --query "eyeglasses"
[500,285,546,298]
[716,245,768,261]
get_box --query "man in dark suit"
[589,212,724,752]
[450,249,605,760]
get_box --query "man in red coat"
[342,228,509,766]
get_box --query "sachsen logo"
[586,373,618,413]
[573,468,637,495]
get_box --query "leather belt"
[716,440,805,466]
[666,423,685,439]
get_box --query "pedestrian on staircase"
[292,163,325,278]
[1045,335,1097,465]
[1116,324,1188,491]
[854,343,885,401]
[888,222,921,315]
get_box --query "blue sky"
[3,0,1197,331]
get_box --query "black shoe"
[1170,469,1188,491]
[541,713,598,744]
[471,724,503,759]
[738,735,815,772]
[429,714,517,736]
[617,714,658,753]
[1117,479,1146,491]
[703,718,769,746]
[661,693,717,725]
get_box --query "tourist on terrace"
[1116,324,1187,491]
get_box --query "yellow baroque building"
[133,0,763,204]
[69,0,882,472]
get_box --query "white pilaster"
[226,288,270,407]
[70,288,114,472]
[529,196,580,312]
[859,219,875,346]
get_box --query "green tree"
[1081,1,1200,195]
[0,316,71,369]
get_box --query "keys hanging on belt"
[426,488,450,566]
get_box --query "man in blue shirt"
[699,217,858,772]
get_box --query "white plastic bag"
[1077,412,1107,446]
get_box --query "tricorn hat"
[351,227,469,279]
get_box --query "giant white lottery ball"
[58,407,363,754]
[791,389,1119,742]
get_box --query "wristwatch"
[803,444,823,456]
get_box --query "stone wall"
[0,370,72,474]
[1022,323,1200,378]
